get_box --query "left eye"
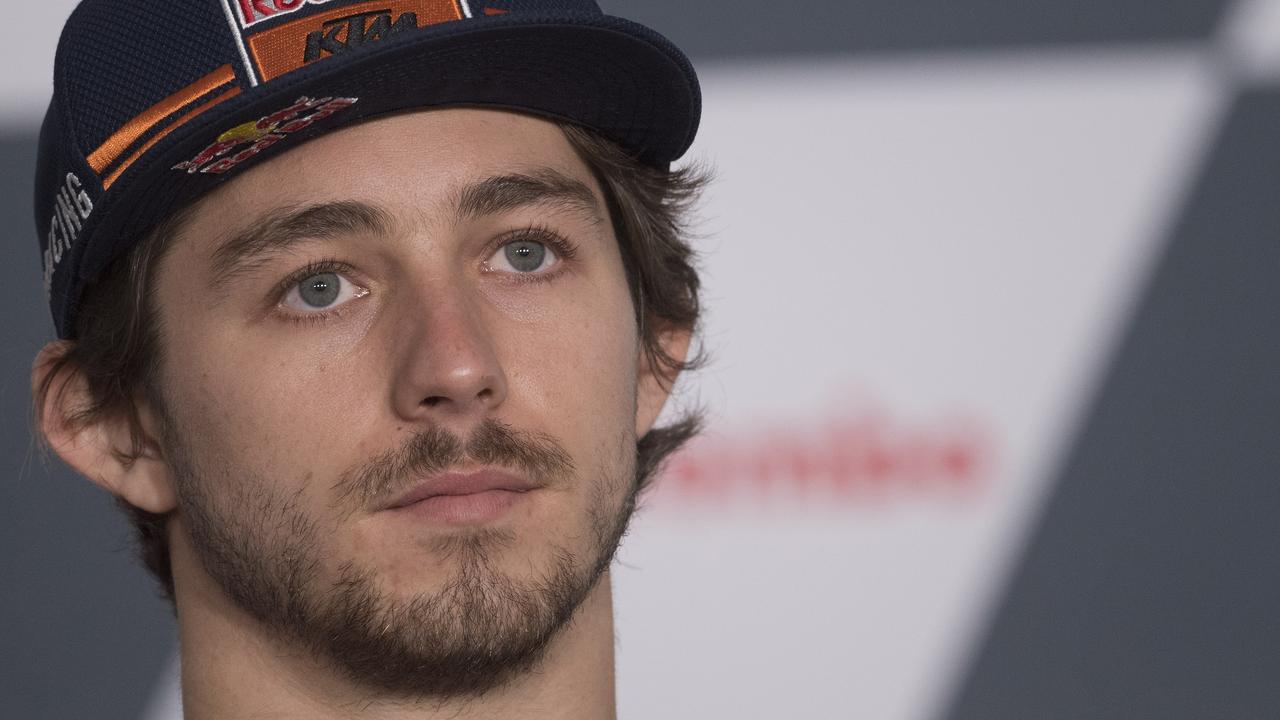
[486,240,559,274]
[282,271,367,312]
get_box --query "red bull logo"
[172,96,358,175]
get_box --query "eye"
[281,271,368,313]
[486,239,560,274]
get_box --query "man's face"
[148,108,649,698]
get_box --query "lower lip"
[391,489,529,524]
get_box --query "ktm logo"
[305,11,420,63]
[244,0,462,82]
[237,0,339,28]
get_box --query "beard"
[160,413,641,701]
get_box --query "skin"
[36,108,688,719]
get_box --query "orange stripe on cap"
[102,85,242,190]
[89,65,236,175]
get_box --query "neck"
[170,532,617,720]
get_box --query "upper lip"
[382,468,541,510]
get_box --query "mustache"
[334,418,575,510]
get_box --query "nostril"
[413,375,503,413]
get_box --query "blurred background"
[3,1,1279,718]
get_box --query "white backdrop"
[612,51,1222,719]
[7,3,1268,719]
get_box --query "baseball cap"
[34,0,701,339]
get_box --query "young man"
[32,2,706,717]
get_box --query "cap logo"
[172,96,358,175]
[42,173,94,293]
[246,0,463,82]
[304,8,417,63]
[236,0,340,28]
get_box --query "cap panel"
[59,0,245,154]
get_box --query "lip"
[382,468,541,511]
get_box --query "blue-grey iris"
[298,272,340,308]
[504,241,546,272]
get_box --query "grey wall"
[944,84,1280,720]
[3,133,177,712]
[1,134,176,719]
[604,0,1229,58]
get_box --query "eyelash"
[270,227,580,324]
[485,224,579,284]
[273,258,361,325]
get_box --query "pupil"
[505,241,546,272]
[298,272,340,308]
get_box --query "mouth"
[390,488,532,524]
[382,468,541,524]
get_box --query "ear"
[635,322,693,436]
[32,341,177,514]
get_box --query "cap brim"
[247,12,702,164]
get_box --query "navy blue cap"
[35,0,701,339]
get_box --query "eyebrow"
[455,168,604,226]
[209,200,392,290]
[206,169,603,290]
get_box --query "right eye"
[282,271,367,313]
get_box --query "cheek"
[499,281,638,435]
[158,318,379,487]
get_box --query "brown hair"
[35,121,710,604]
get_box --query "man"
[31,1,707,717]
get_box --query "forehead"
[183,108,596,236]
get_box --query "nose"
[391,282,508,423]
